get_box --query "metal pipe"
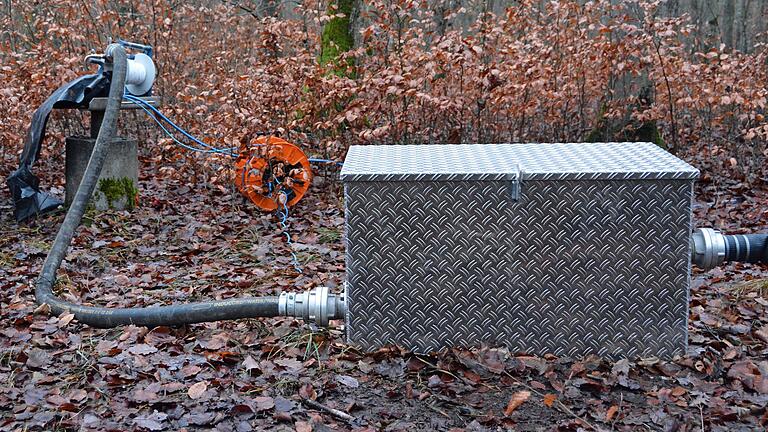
[34,44,345,328]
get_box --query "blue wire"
[276,192,302,273]
[127,94,340,167]
[125,93,227,151]
[127,94,233,155]
[126,95,236,156]
[308,157,343,167]
[124,93,238,156]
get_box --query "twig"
[412,355,494,390]
[301,398,356,424]
[611,393,623,431]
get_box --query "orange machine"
[234,136,312,211]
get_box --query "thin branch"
[301,397,357,424]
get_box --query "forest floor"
[1,154,767,432]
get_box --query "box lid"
[340,142,699,182]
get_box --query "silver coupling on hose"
[691,228,726,270]
[278,286,346,327]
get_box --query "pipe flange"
[691,228,726,270]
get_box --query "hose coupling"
[691,228,726,270]
[278,286,346,327]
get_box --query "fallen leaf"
[180,364,202,378]
[33,303,51,315]
[755,326,768,344]
[197,334,228,350]
[275,358,304,373]
[133,388,159,403]
[67,389,87,403]
[295,420,312,432]
[243,355,260,372]
[518,356,548,375]
[185,411,215,425]
[58,313,75,327]
[188,381,208,399]
[542,393,557,407]
[299,383,316,400]
[133,418,163,431]
[606,405,619,421]
[128,344,158,355]
[274,396,296,414]
[727,361,768,393]
[133,412,167,432]
[254,396,275,411]
[503,390,531,416]
[25,348,51,369]
[336,374,359,388]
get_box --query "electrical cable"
[129,94,312,273]
[127,94,235,155]
[124,93,237,156]
[126,94,345,168]
[308,157,343,167]
[277,192,303,274]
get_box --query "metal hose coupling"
[691,228,726,270]
[278,286,346,327]
[692,228,768,270]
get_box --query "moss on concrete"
[97,177,137,210]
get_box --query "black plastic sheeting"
[6,73,110,222]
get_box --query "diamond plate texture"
[340,142,699,181]
[343,143,697,358]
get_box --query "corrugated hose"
[34,44,344,328]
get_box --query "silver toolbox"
[341,143,699,358]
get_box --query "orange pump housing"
[234,136,312,211]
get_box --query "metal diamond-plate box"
[341,143,699,358]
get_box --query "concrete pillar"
[65,136,139,211]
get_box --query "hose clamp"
[691,228,726,270]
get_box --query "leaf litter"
[0,159,766,431]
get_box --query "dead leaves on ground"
[503,390,531,416]
[0,168,767,430]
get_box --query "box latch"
[508,164,522,201]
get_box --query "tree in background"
[320,0,357,74]
[0,0,765,184]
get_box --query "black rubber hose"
[723,234,768,264]
[35,45,279,328]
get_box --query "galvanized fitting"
[691,228,726,270]
[278,286,346,327]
